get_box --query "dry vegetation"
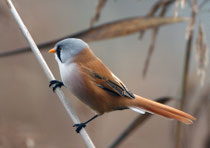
[0,0,209,148]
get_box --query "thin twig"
[142,0,174,78]
[109,97,171,148]
[175,0,197,148]
[139,0,175,39]
[195,23,209,86]
[142,28,158,77]
[90,0,108,27]
[4,0,95,147]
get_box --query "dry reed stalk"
[175,0,197,148]
[195,23,208,86]
[4,0,95,147]
[0,16,185,58]
[90,0,108,27]
[142,0,174,78]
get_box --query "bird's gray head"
[52,38,89,63]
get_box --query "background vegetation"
[0,0,209,148]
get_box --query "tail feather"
[128,95,196,124]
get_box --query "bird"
[48,38,196,133]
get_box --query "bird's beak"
[48,48,56,53]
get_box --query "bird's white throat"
[57,58,85,97]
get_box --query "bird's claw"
[73,123,86,133]
[49,80,64,92]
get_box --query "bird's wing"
[80,58,135,99]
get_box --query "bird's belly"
[60,63,85,96]
[59,63,97,109]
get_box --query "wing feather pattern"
[80,58,134,99]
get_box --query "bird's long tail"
[127,95,196,124]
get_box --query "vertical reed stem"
[4,0,95,147]
[175,0,197,147]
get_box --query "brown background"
[0,0,209,148]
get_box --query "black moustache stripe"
[56,48,62,63]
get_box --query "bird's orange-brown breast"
[71,48,129,114]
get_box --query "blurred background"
[0,0,209,147]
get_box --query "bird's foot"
[73,123,86,133]
[49,80,64,92]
